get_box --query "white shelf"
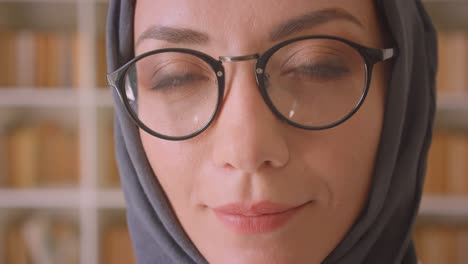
[0,189,125,209]
[0,88,113,108]
[0,188,81,209]
[98,189,126,209]
[436,92,468,131]
[418,195,468,221]
[0,88,79,108]
[96,89,114,108]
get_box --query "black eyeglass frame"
[107,35,397,141]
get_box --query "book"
[102,222,136,264]
[35,32,49,88]
[0,30,79,89]
[44,32,76,88]
[105,121,119,187]
[6,122,40,188]
[15,30,36,87]
[97,112,119,187]
[424,131,468,195]
[424,131,448,194]
[38,120,79,187]
[0,31,17,87]
[56,32,76,88]
[0,129,7,186]
[458,227,468,263]
[437,31,468,93]
[4,213,79,264]
[96,33,108,88]
[6,120,79,188]
[445,133,468,194]
[415,223,468,264]
[5,221,30,264]
[71,32,80,89]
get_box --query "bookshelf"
[0,0,466,264]
[0,0,119,264]
[415,1,468,263]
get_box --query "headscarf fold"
[106,0,437,263]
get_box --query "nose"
[210,60,290,174]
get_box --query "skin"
[134,1,388,263]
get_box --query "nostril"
[223,163,235,170]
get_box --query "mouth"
[212,201,311,235]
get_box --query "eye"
[282,58,352,81]
[290,62,351,79]
[134,53,215,93]
[152,73,210,90]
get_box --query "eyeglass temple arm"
[106,70,129,105]
[107,71,119,87]
[381,48,397,61]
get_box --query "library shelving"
[0,1,117,264]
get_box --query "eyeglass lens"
[264,38,366,128]
[125,52,220,138]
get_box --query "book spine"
[7,123,39,188]
[0,31,17,87]
[15,31,36,87]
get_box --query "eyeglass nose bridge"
[218,53,265,76]
[219,53,260,62]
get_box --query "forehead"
[134,0,382,52]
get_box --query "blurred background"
[0,0,467,264]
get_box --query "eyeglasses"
[107,35,397,141]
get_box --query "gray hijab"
[106,0,437,263]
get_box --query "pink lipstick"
[212,201,308,235]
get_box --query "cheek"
[140,131,207,211]
[295,67,384,207]
[328,67,385,202]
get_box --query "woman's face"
[135,0,387,263]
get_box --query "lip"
[212,201,309,235]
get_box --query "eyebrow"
[269,8,364,41]
[135,7,363,48]
[135,26,210,48]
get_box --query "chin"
[201,238,324,264]
[206,248,295,264]
[192,206,328,264]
